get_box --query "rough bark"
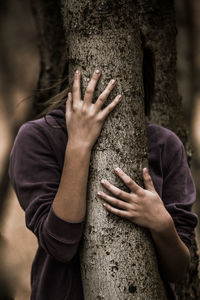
[137,1,186,141]
[61,1,167,299]
[138,1,200,299]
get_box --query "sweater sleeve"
[162,136,198,250]
[8,122,85,263]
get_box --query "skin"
[52,69,121,222]
[98,167,191,283]
[52,69,190,283]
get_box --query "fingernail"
[143,168,148,174]
[111,79,116,85]
[95,69,101,74]
[118,94,122,99]
[115,167,121,173]
[97,191,102,196]
[101,179,106,184]
[75,70,80,74]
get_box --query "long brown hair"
[33,73,69,119]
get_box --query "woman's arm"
[150,217,190,282]
[52,69,122,222]
[98,167,190,282]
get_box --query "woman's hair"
[34,80,69,119]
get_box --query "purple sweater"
[8,106,198,300]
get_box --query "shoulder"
[11,118,49,156]
[12,107,67,150]
[10,108,68,171]
[146,120,183,154]
[146,120,187,177]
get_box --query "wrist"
[67,139,92,153]
[150,209,174,236]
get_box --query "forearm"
[150,216,190,283]
[52,141,91,222]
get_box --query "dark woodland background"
[0,0,200,299]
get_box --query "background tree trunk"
[137,1,200,299]
[61,1,167,299]
[30,0,67,116]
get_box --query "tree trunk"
[138,1,200,299]
[61,1,166,299]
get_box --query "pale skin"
[52,69,190,283]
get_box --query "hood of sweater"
[45,104,67,129]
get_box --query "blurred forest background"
[0,0,200,299]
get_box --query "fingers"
[102,202,130,219]
[101,179,131,202]
[115,168,142,194]
[95,79,117,111]
[98,94,122,120]
[72,70,81,105]
[66,92,72,117]
[83,69,102,105]
[97,191,131,211]
[143,168,155,192]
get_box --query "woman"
[9,69,198,299]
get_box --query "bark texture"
[61,1,166,299]
[138,1,200,299]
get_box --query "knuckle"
[98,95,105,103]
[73,102,81,111]
[115,199,120,207]
[126,178,133,186]
[88,109,95,118]
[72,105,78,112]
[107,204,112,211]
[108,104,114,112]
[89,111,95,118]
[116,189,122,198]
[104,104,112,114]
[108,84,113,92]
[97,115,104,123]
[104,89,111,97]
[126,194,132,202]
[138,189,145,197]
[85,87,93,95]
[82,106,87,114]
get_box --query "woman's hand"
[98,167,172,233]
[66,69,122,151]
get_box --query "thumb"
[143,168,155,192]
